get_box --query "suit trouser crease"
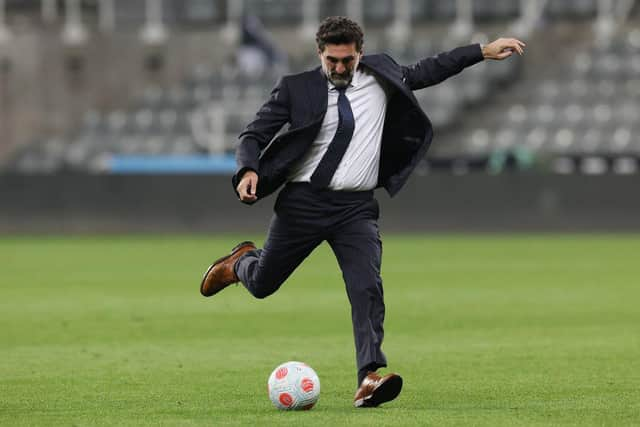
[234,183,388,374]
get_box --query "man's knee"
[246,274,283,299]
[251,286,277,299]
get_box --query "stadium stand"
[0,0,638,174]
[430,27,640,175]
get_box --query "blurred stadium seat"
[0,0,638,175]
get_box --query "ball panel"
[278,392,293,408]
[275,367,288,380]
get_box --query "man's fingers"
[238,184,257,202]
[237,174,258,202]
[489,38,525,59]
[507,38,526,47]
[508,46,522,56]
[238,183,253,198]
[496,44,523,58]
[510,39,525,55]
[248,175,258,195]
[513,42,524,55]
[505,42,521,55]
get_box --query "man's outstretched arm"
[403,37,526,91]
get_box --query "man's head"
[316,16,364,88]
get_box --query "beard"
[323,58,359,89]
[328,71,351,88]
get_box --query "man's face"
[318,43,361,89]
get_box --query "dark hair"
[316,16,364,52]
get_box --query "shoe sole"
[200,241,255,297]
[355,375,403,408]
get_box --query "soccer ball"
[267,361,321,410]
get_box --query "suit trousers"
[235,182,388,381]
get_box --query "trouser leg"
[235,213,322,299]
[328,217,387,385]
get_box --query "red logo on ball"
[301,378,314,393]
[279,392,293,407]
[276,367,288,380]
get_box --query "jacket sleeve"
[402,43,484,91]
[235,77,291,178]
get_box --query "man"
[201,16,525,408]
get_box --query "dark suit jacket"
[233,44,484,202]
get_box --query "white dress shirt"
[288,67,389,191]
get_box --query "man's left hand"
[482,38,526,60]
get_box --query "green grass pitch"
[1,235,639,426]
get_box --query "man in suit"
[200,16,525,407]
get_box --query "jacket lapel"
[360,55,408,97]
[307,67,328,120]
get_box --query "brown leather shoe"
[353,372,403,408]
[200,241,256,297]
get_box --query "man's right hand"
[236,170,259,203]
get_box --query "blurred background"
[0,0,639,233]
